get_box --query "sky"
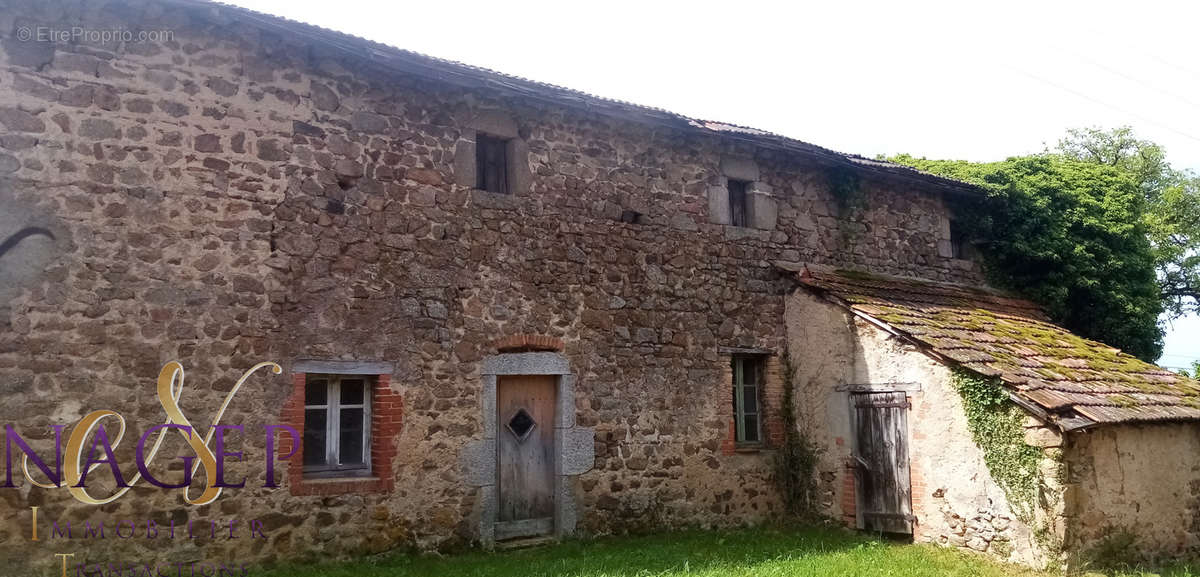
[225,0,1200,370]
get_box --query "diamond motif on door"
[506,408,536,443]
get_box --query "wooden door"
[496,374,557,540]
[852,391,913,534]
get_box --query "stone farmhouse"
[2,0,1199,572]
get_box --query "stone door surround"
[460,352,594,546]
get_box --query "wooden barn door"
[852,391,913,534]
[496,375,557,540]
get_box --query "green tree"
[891,153,1164,361]
[1056,127,1172,198]
[1150,181,1200,317]
[1057,127,1200,318]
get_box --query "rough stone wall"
[0,0,979,571]
[1066,424,1200,562]
[785,290,1058,567]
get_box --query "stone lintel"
[720,156,759,182]
[481,352,571,375]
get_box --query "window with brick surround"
[303,374,371,477]
[282,366,401,496]
[731,356,764,444]
[475,133,509,194]
[728,179,749,227]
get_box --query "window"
[731,356,763,444]
[475,133,509,194]
[303,374,371,476]
[949,220,966,259]
[727,179,749,227]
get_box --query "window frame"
[727,179,750,227]
[475,133,510,194]
[302,374,373,478]
[731,356,764,445]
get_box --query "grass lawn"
[254,525,1200,577]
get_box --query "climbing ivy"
[951,369,1043,521]
[827,166,866,252]
[773,351,822,518]
[827,166,866,217]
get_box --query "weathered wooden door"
[496,374,557,540]
[852,391,913,534]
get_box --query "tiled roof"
[171,0,980,196]
[792,266,1200,430]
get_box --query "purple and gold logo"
[4,361,297,505]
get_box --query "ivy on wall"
[951,369,1044,521]
[827,166,866,253]
[773,351,822,518]
[827,166,865,217]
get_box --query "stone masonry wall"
[0,0,979,572]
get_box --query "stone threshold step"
[495,536,558,551]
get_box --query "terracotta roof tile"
[795,267,1200,429]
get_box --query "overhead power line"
[1003,65,1200,145]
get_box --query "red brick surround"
[841,459,858,527]
[279,372,402,495]
[908,393,924,536]
[720,354,785,455]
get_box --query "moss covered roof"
[796,267,1200,429]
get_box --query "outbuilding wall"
[1065,423,1200,561]
[785,289,1060,567]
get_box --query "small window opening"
[950,220,966,259]
[620,210,643,224]
[475,134,509,194]
[731,356,764,444]
[728,179,750,227]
